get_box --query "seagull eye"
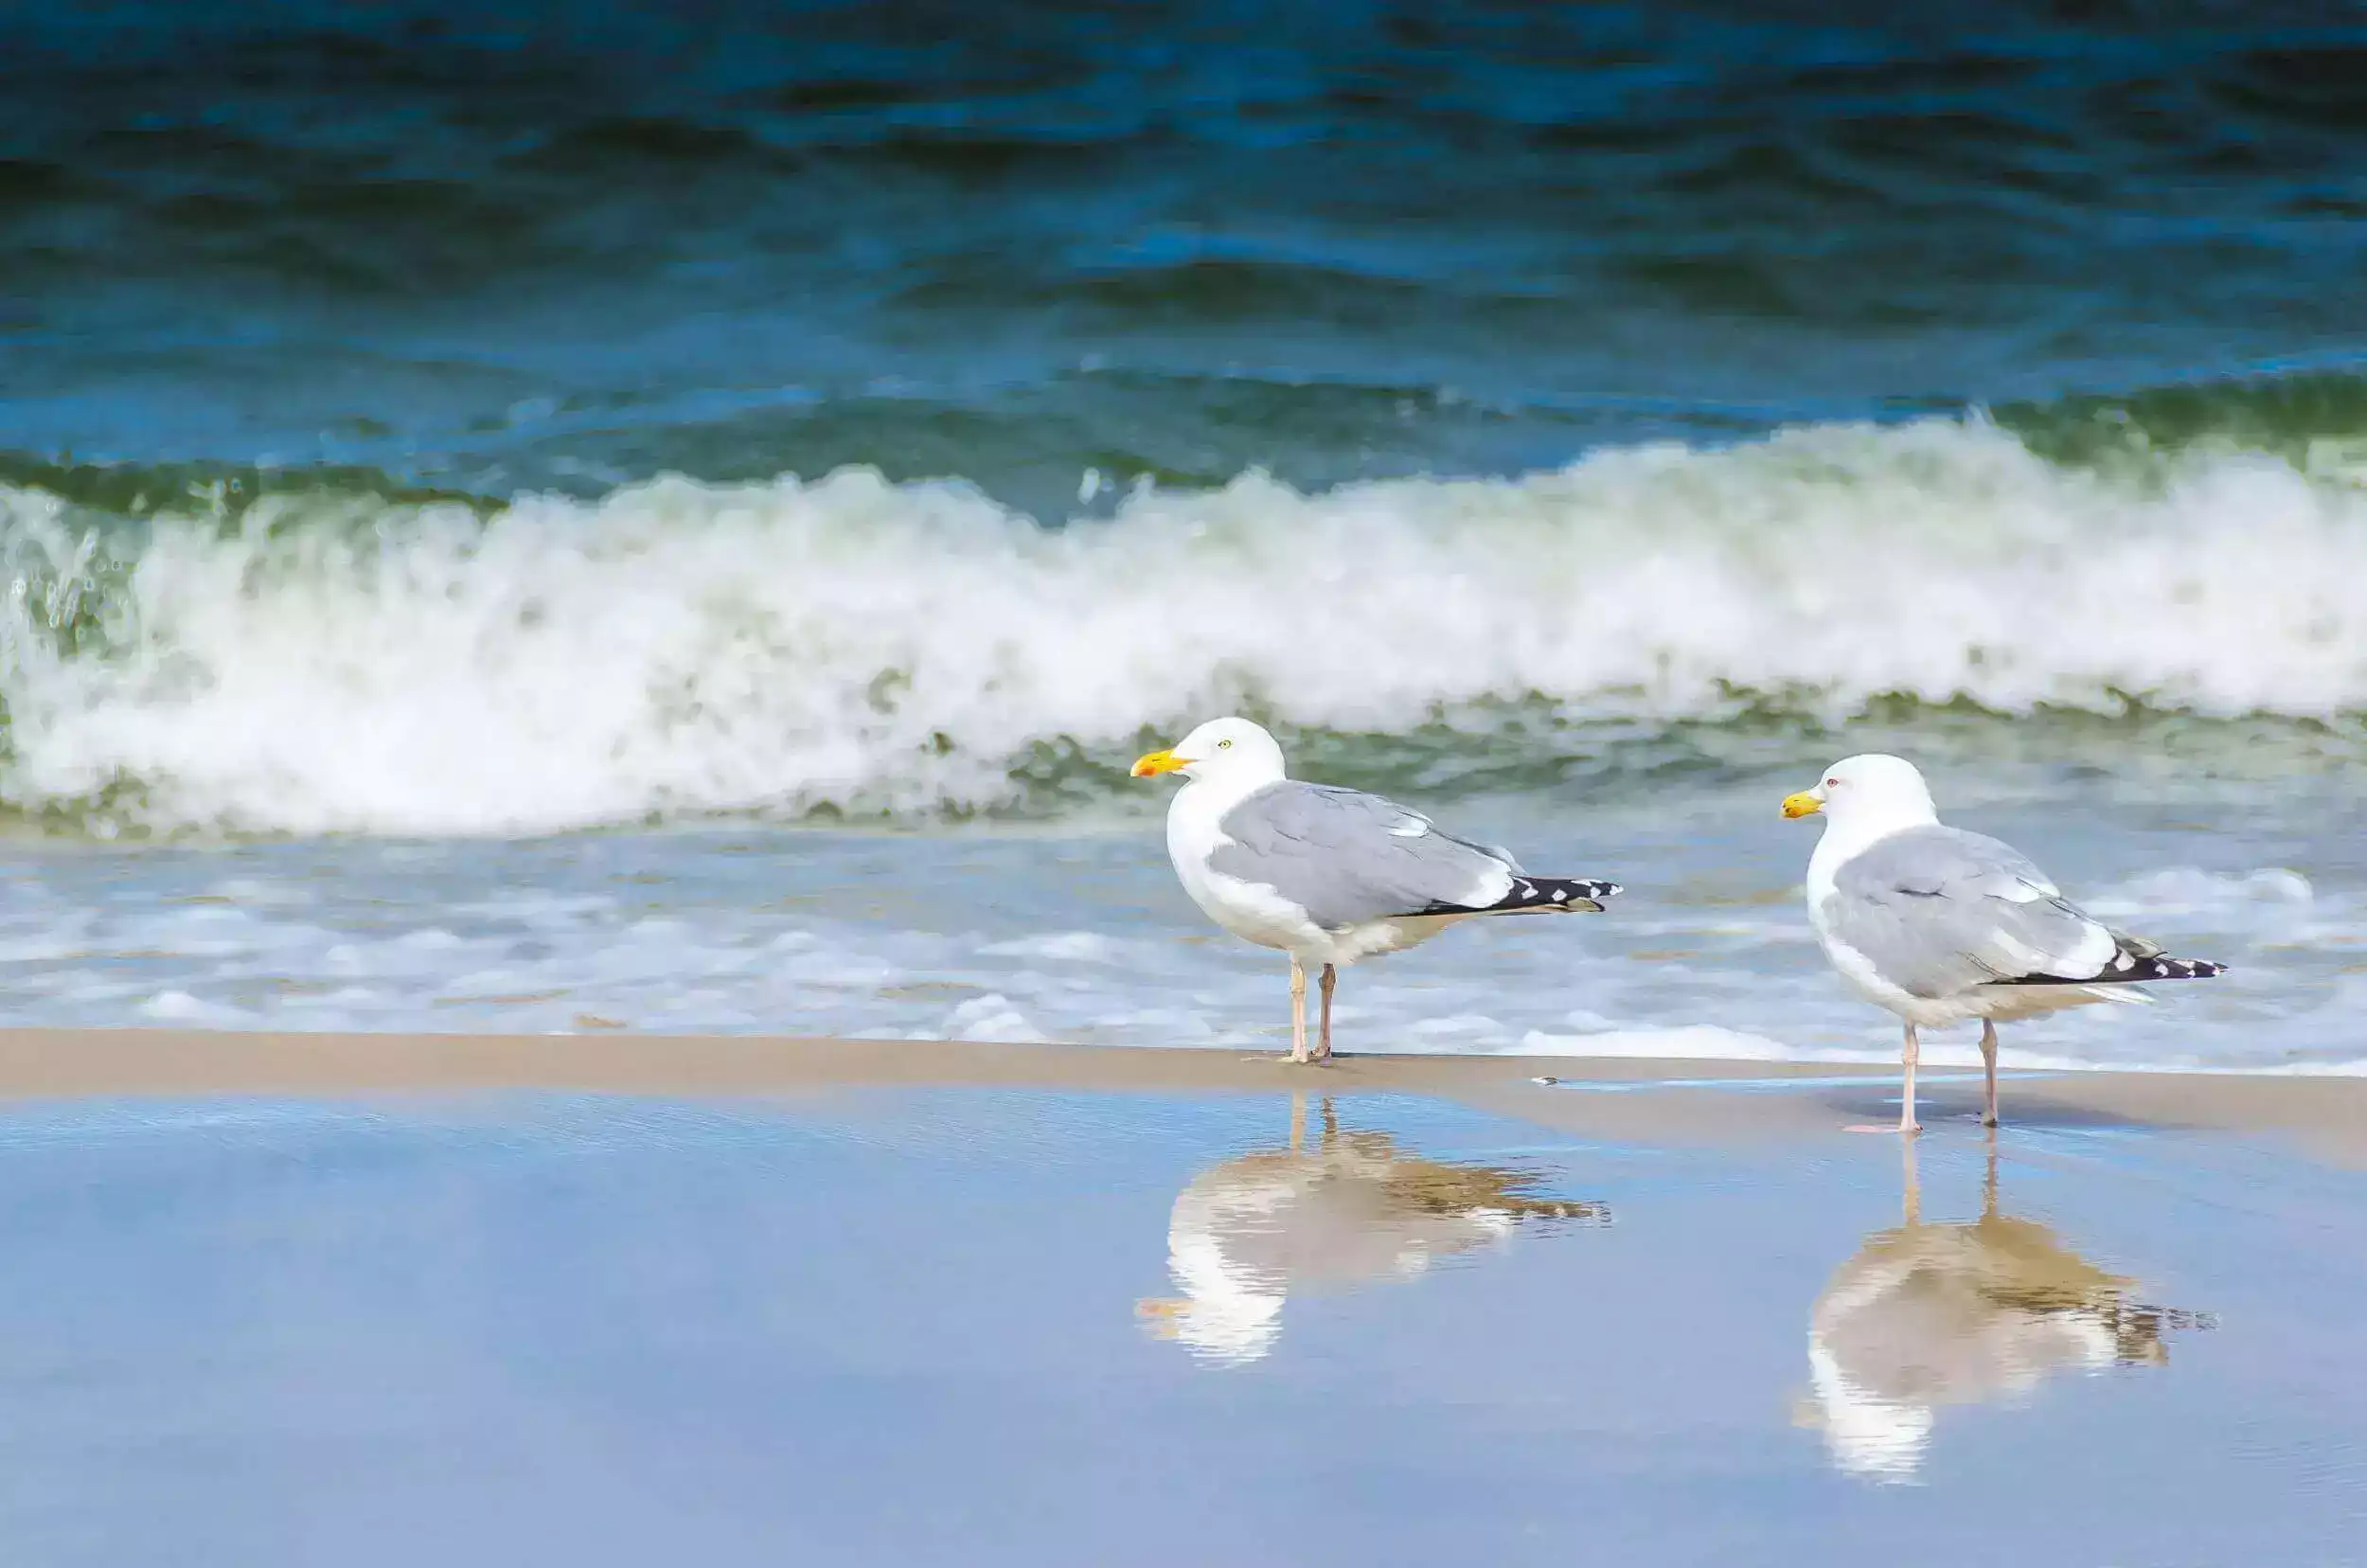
[1218,739,1232,749]
[1824,777,1839,788]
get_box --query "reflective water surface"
[1803,1139,2212,1481]
[0,1087,2357,1565]
[1139,1095,1610,1363]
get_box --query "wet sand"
[1,1031,2362,1565]
[5,1025,2367,1159]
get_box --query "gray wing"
[1824,826,2118,997]
[1206,783,1514,930]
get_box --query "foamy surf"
[5,414,2367,836]
[0,811,2345,1074]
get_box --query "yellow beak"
[1781,791,1824,819]
[1135,1296,1188,1339]
[1130,747,1187,778]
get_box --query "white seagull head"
[1782,753,1938,835]
[1130,716,1289,788]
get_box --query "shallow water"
[0,1087,2356,1565]
[0,774,2358,1072]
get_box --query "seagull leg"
[1289,960,1309,1063]
[1315,964,1338,1061]
[1980,1019,2001,1128]
[1982,1126,2000,1220]
[1899,1024,1922,1135]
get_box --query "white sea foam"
[977,932,1132,964]
[0,812,2352,1070]
[2083,867,2315,919]
[7,417,2367,833]
[933,993,1051,1044]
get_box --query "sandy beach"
[6,1025,2367,1157]
[0,1029,2361,1565]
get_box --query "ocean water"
[6,1,2367,1065]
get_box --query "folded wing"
[1824,826,2122,998]
[1207,783,1516,931]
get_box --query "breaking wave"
[4,413,2367,836]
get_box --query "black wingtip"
[1404,875,1622,919]
[2097,928,2227,981]
[2111,953,2228,981]
[1484,876,1624,914]
[1998,952,2229,987]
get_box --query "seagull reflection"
[1137,1096,1608,1363]
[1802,1137,2209,1480]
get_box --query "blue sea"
[4,0,2366,1064]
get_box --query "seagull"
[1783,754,2226,1132]
[1131,717,1621,1061]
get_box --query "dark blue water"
[9,0,2367,508]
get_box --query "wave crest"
[3,416,2366,835]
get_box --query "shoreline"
[4,1028,2365,1158]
